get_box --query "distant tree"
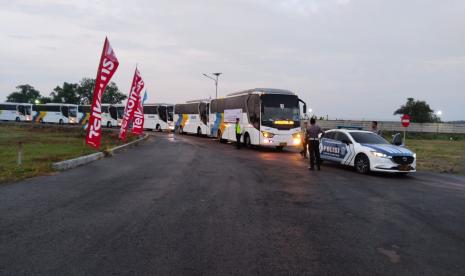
[394,98,440,123]
[6,84,41,103]
[50,82,80,104]
[39,96,52,104]
[77,78,126,105]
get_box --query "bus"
[0,102,33,122]
[33,103,78,124]
[210,88,307,149]
[174,100,209,136]
[143,103,174,131]
[78,104,119,127]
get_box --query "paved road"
[1,133,465,275]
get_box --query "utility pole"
[203,73,222,99]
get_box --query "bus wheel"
[59,119,64,125]
[107,121,112,128]
[15,117,20,122]
[156,124,161,132]
[276,146,284,151]
[217,130,225,143]
[197,127,201,136]
[244,133,252,148]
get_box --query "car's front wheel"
[355,154,370,174]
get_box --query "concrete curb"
[51,134,149,171]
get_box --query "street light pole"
[203,73,222,99]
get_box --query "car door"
[334,132,355,165]
[320,131,343,163]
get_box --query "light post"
[203,73,222,99]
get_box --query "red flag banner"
[119,68,145,141]
[132,93,144,135]
[86,37,119,149]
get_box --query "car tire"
[355,154,370,174]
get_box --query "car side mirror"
[392,133,403,146]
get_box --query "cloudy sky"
[1,0,464,120]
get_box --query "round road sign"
[401,114,410,127]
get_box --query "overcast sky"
[1,0,464,121]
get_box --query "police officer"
[235,118,242,149]
[306,117,324,170]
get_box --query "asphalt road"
[1,133,465,275]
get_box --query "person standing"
[371,121,382,135]
[235,118,242,149]
[306,117,324,170]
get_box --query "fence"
[311,120,465,134]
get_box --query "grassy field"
[405,139,465,174]
[0,124,138,183]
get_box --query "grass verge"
[0,124,138,183]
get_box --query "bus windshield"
[25,105,31,115]
[167,106,174,122]
[261,94,300,126]
[117,107,125,119]
[69,106,77,118]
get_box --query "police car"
[316,129,416,174]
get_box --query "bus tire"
[106,121,112,128]
[15,117,20,122]
[355,153,370,174]
[197,127,201,136]
[218,130,226,143]
[276,146,284,151]
[59,119,64,125]
[156,124,161,132]
[244,132,252,148]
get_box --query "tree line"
[5,78,126,105]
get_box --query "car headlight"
[292,132,301,139]
[371,151,389,158]
[261,131,275,138]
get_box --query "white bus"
[33,103,78,124]
[143,103,174,131]
[209,88,307,149]
[0,102,33,122]
[78,104,119,127]
[174,100,209,136]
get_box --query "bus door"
[109,105,118,121]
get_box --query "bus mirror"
[303,104,307,114]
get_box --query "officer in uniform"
[306,117,324,170]
[235,118,242,149]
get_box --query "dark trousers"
[309,140,321,169]
[301,138,307,158]
[236,134,241,149]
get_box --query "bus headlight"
[261,131,275,138]
[293,138,301,145]
[292,132,301,139]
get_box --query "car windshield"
[349,132,389,144]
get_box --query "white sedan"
[315,129,416,174]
